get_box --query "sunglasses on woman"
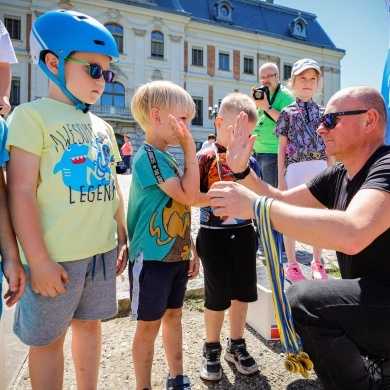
[65,57,115,83]
[319,110,368,129]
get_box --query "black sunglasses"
[319,110,368,129]
[65,57,115,83]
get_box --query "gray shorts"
[13,248,118,347]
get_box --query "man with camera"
[251,62,294,187]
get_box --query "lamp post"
[209,103,218,136]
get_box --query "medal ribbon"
[253,195,314,378]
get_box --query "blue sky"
[276,0,389,91]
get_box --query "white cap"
[291,58,321,76]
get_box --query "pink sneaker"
[285,263,307,283]
[311,261,328,280]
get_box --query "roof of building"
[117,0,344,53]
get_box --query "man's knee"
[286,283,317,329]
[287,281,334,325]
[286,282,306,309]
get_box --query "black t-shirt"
[307,145,390,286]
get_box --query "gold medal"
[315,152,320,159]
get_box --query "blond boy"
[128,80,200,390]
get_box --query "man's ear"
[45,52,59,76]
[363,108,379,134]
[150,107,161,125]
[215,116,222,130]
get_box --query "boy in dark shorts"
[128,80,200,390]
[196,93,261,381]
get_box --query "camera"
[253,86,269,100]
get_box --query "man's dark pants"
[287,278,390,389]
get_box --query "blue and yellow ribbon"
[254,196,314,378]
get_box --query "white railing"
[90,105,130,117]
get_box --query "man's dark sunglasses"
[319,110,368,129]
[65,57,115,83]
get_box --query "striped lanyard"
[144,142,184,177]
[295,102,320,159]
[212,142,223,180]
[253,196,314,378]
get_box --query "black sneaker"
[368,357,390,390]
[200,342,222,381]
[166,374,191,390]
[224,338,259,375]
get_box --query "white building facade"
[2,0,345,155]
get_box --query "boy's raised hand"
[169,115,196,153]
[226,111,257,173]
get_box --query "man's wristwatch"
[232,165,251,180]
[265,106,273,114]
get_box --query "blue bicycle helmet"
[30,9,119,113]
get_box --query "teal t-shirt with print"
[127,143,191,263]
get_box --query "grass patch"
[183,297,205,313]
[327,262,341,278]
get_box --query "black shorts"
[196,225,258,311]
[129,254,189,321]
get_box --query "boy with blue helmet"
[6,10,128,389]
[30,9,119,113]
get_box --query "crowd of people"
[0,8,389,390]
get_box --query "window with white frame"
[243,56,254,75]
[219,52,229,71]
[283,64,293,80]
[192,47,203,67]
[101,82,125,107]
[10,77,20,109]
[192,97,203,126]
[4,15,21,40]
[151,31,164,59]
[105,23,123,53]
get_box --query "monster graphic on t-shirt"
[53,136,114,192]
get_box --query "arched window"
[101,82,125,107]
[151,31,164,59]
[105,23,123,53]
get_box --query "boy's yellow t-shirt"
[6,98,121,263]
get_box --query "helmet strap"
[39,58,90,113]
